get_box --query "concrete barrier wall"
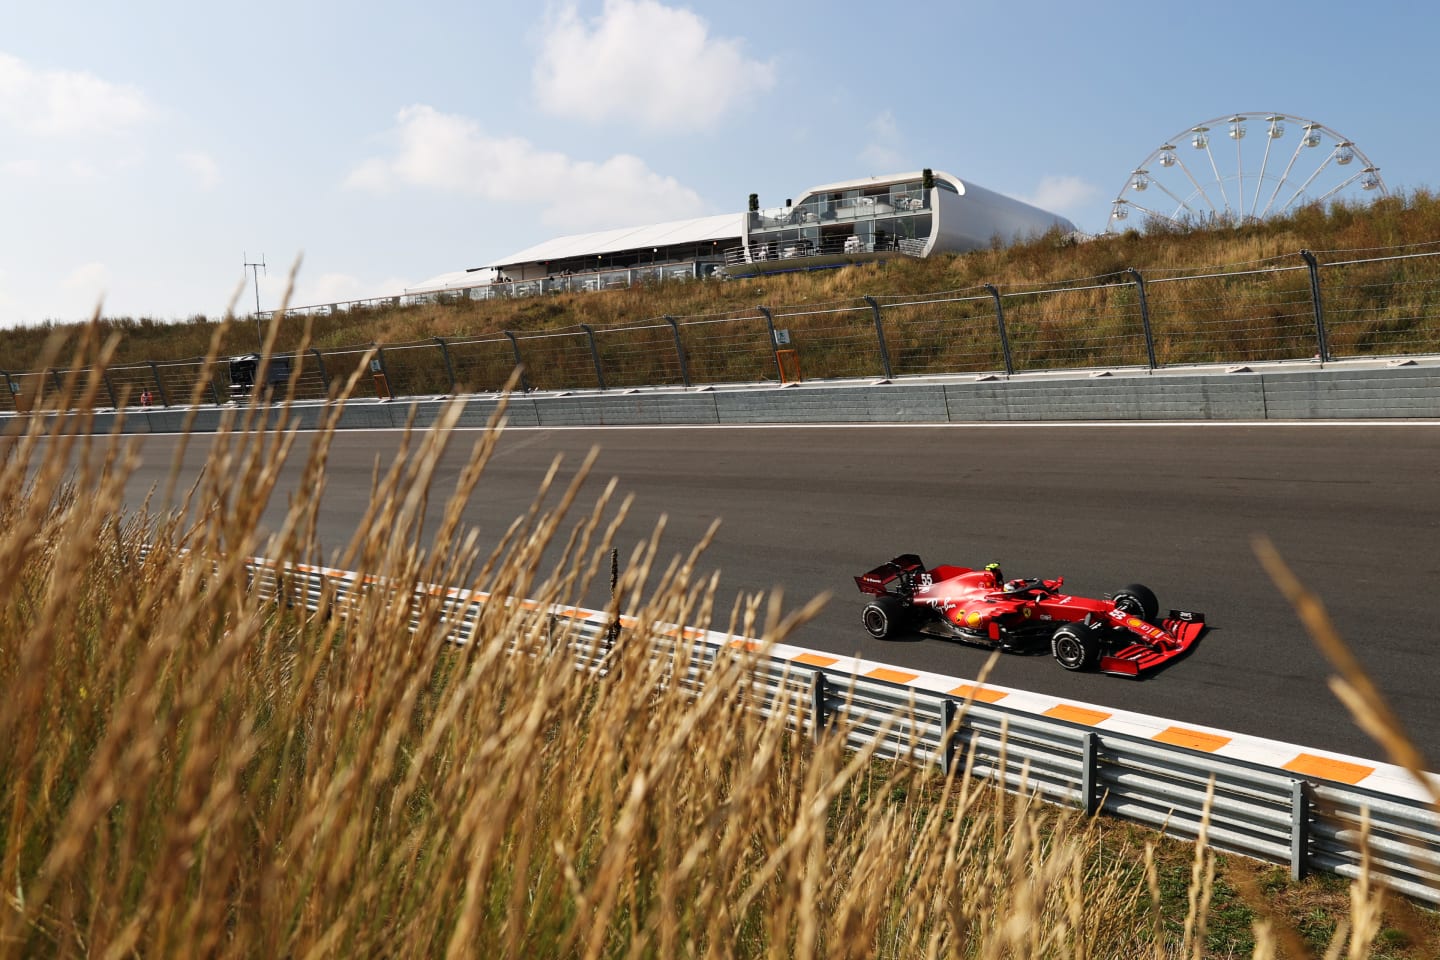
[29,362,1440,435]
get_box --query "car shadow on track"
[871,624,1214,682]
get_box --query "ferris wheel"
[1108,112,1387,231]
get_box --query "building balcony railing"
[750,187,929,231]
[723,233,927,267]
[402,261,725,307]
[258,261,725,319]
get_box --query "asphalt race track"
[109,422,1440,763]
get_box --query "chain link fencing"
[11,245,1440,411]
[875,292,1009,377]
[1146,263,1321,364]
[1319,250,1440,358]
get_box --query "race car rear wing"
[854,554,926,596]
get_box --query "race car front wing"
[1098,610,1206,677]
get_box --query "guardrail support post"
[433,336,457,393]
[1125,267,1159,370]
[503,330,531,393]
[146,361,170,407]
[664,315,691,387]
[310,348,329,390]
[759,306,783,380]
[811,670,828,743]
[941,698,958,777]
[982,284,1015,377]
[1081,731,1100,815]
[579,323,606,390]
[1299,249,1329,362]
[863,295,894,380]
[1290,779,1310,881]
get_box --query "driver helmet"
[984,562,1003,585]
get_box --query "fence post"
[863,295,894,380]
[982,284,1015,377]
[374,345,395,398]
[1124,267,1159,370]
[433,336,457,393]
[758,306,783,380]
[1290,779,1310,881]
[146,361,170,407]
[48,368,64,399]
[604,547,621,656]
[578,323,606,390]
[205,366,220,405]
[664,315,691,387]
[1299,249,1329,362]
[503,330,531,393]
[310,348,330,390]
[811,670,828,743]
[941,698,958,778]
[101,370,119,409]
[1081,731,1100,816]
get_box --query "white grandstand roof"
[482,212,744,268]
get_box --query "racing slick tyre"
[1111,583,1159,622]
[1051,623,1099,671]
[861,595,908,640]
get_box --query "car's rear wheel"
[1112,583,1159,622]
[861,595,908,640]
[1052,623,1098,671]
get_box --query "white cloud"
[65,261,110,290]
[65,158,102,180]
[0,53,155,137]
[345,105,707,231]
[1021,175,1100,215]
[294,272,413,307]
[858,110,904,173]
[62,262,111,319]
[344,157,391,193]
[302,273,367,305]
[533,0,775,132]
[179,150,221,189]
[1,157,40,177]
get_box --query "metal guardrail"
[243,554,1440,905]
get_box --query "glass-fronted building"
[404,170,1075,300]
[729,170,1076,276]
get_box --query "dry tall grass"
[0,323,1433,957]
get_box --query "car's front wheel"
[1111,583,1159,622]
[861,595,908,640]
[1052,623,1098,671]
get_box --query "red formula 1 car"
[854,554,1205,677]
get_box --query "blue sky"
[1,0,1432,325]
